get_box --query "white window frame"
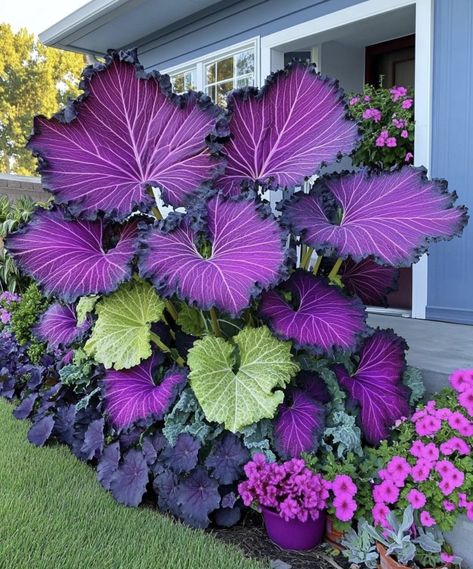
[168,65,199,92]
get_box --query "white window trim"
[163,37,260,93]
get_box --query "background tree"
[0,24,84,175]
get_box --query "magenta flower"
[372,502,390,527]
[410,440,425,458]
[466,502,473,521]
[374,480,399,504]
[448,411,471,433]
[440,553,455,564]
[386,456,411,486]
[402,99,413,109]
[332,474,357,497]
[333,495,357,522]
[459,493,468,507]
[386,137,397,147]
[375,135,386,147]
[390,86,408,101]
[449,369,473,393]
[411,459,432,483]
[349,96,360,106]
[405,152,414,162]
[440,437,470,456]
[0,309,11,324]
[438,479,454,496]
[392,118,406,129]
[401,129,409,139]
[443,500,456,512]
[416,414,441,436]
[421,442,439,462]
[459,388,473,416]
[363,108,382,122]
[406,489,426,510]
[420,510,436,527]
[364,95,371,102]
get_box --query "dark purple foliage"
[334,330,410,445]
[161,433,201,474]
[97,442,121,490]
[205,433,249,484]
[80,418,104,460]
[340,258,399,306]
[104,355,187,429]
[260,270,366,353]
[154,470,181,517]
[215,62,358,195]
[6,210,138,302]
[13,393,38,419]
[110,449,149,507]
[53,404,77,446]
[274,389,325,458]
[297,371,331,404]
[35,303,91,347]
[140,196,286,315]
[282,167,468,266]
[214,506,241,527]
[176,467,221,528]
[27,415,55,447]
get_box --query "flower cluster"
[328,474,358,522]
[371,369,473,532]
[238,454,329,522]
[347,83,414,170]
[0,291,20,325]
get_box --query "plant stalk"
[150,332,185,366]
[209,307,221,337]
[165,299,178,321]
[328,257,343,281]
[152,206,162,220]
[312,256,323,276]
[301,246,314,270]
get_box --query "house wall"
[426,0,473,324]
[0,174,49,203]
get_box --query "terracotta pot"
[325,515,346,550]
[376,542,409,569]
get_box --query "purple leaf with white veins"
[274,389,325,458]
[140,195,286,315]
[6,209,137,302]
[340,258,399,306]
[104,354,187,429]
[259,270,366,353]
[334,329,410,445]
[28,50,224,218]
[297,371,331,404]
[35,303,90,347]
[282,167,468,266]
[215,62,358,195]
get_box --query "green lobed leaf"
[176,303,206,337]
[76,295,99,325]
[188,326,299,432]
[84,279,165,370]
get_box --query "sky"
[1,0,91,36]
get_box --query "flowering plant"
[238,454,329,522]
[0,290,20,325]
[347,84,414,169]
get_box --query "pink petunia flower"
[443,500,456,512]
[459,493,468,507]
[416,415,442,437]
[390,86,407,101]
[466,502,473,521]
[411,459,432,483]
[364,95,371,102]
[401,129,409,138]
[420,510,436,527]
[449,369,473,392]
[440,437,470,456]
[332,474,357,497]
[402,99,413,109]
[421,442,439,462]
[386,456,411,486]
[375,480,400,504]
[459,388,473,416]
[333,495,357,522]
[386,137,397,147]
[410,441,425,458]
[440,552,455,564]
[363,108,382,122]
[406,489,426,510]
[372,502,390,527]
[349,96,360,106]
[405,152,414,162]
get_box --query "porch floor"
[367,314,473,394]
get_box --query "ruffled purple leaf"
[161,433,201,474]
[282,167,468,266]
[110,448,149,507]
[142,432,166,466]
[274,389,325,458]
[28,50,224,219]
[215,62,358,195]
[340,258,399,306]
[205,433,249,484]
[80,418,104,461]
[334,330,409,445]
[176,467,221,528]
[53,404,77,446]
[97,442,121,490]
[154,470,181,517]
[35,303,91,347]
[6,209,137,302]
[215,506,241,527]
[104,354,187,429]
[260,270,366,353]
[27,415,55,447]
[140,195,286,315]
[13,393,38,420]
[297,371,331,404]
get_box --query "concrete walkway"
[368,314,473,394]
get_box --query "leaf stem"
[301,246,314,270]
[209,307,221,337]
[312,256,323,276]
[328,257,343,281]
[150,332,185,366]
[165,299,178,321]
[152,206,162,220]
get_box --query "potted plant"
[238,454,329,550]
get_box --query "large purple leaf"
[282,167,467,266]
[334,330,410,445]
[6,209,137,302]
[176,467,221,528]
[35,303,91,347]
[104,354,187,429]
[340,258,399,306]
[215,62,358,195]
[205,433,249,484]
[110,449,149,507]
[274,389,325,458]
[259,270,366,353]
[28,50,224,219]
[97,442,120,490]
[140,196,286,315]
[27,415,55,447]
[161,434,201,474]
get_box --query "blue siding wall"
[134,0,365,69]
[427,0,473,324]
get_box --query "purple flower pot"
[261,507,326,551]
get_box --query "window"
[170,68,197,93]
[204,48,255,105]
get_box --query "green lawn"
[0,399,266,569]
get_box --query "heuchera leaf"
[340,258,399,306]
[154,470,182,517]
[110,448,149,507]
[176,467,221,528]
[140,196,286,315]
[85,279,165,370]
[97,442,120,490]
[13,393,38,420]
[104,353,187,428]
[28,50,224,219]
[161,433,201,474]
[334,330,410,445]
[27,415,55,447]
[53,404,76,446]
[282,167,468,266]
[6,210,137,302]
[35,303,91,348]
[259,270,366,353]
[188,326,299,432]
[274,389,325,458]
[205,432,249,484]
[80,418,104,460]
[215,62,358,195]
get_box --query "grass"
[0,399,267,569]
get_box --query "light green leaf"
[76,295,99,325]
[177,303,205,336]
[84,279,165,370]
[188,326,299,432]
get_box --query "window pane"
[172,74,185,93]
[217,80,234,106]
[171,68,196,93]
[206,63,216,84]
[217,56,233,82]
[205,85,216,101]
[184,70,196,90]
[235,50,254,76]
[236,76,253,89]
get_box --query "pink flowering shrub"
[347,84,414,170]
[238,454,329,522]
[371,369,473,533]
